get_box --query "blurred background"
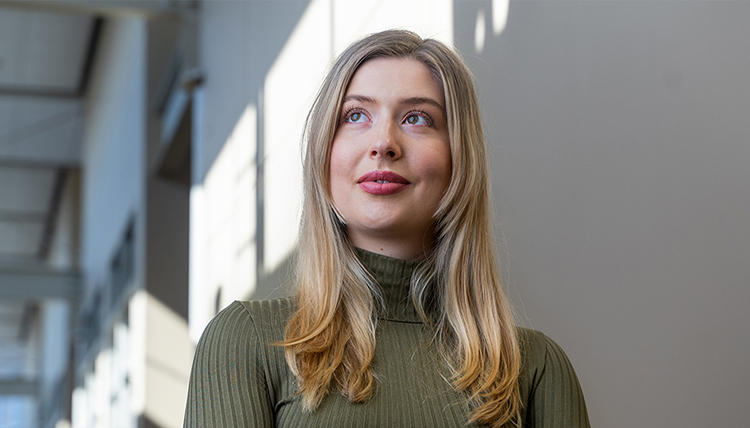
[0,1,748,427]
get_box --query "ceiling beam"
[0,158,80,170]
[0,0,186,18]
[77,16,103,96]
[0,85,79,99]
[17,303,40,341]
[38,168,67,259]
[0,16,101,99]
[0,267,80,301]
[0,379,39,396]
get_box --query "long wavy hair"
[280,30,520,427]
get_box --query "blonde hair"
[281,30,520,427]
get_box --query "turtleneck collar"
[354,247,424,323]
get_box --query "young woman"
[184,30,590,428]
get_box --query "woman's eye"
[346,111,368,123]
[405,113,430,126]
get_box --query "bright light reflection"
[475,9,486,53]
[129,291,147,416]
[94,349,112,428]
[71,387,86,428]
[493,0,510,35]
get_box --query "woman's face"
[329,57,451,260]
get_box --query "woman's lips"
[357,170,410,195]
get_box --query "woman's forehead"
[343,57,446,108]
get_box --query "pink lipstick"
[357,170,410,195]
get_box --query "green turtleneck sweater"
[183,250,590,427]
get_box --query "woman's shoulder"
[199,298,294,346]
[238,297,295,340]
[516,326,578,380]
[516,327,559,365]
[236,297,295,325]
[186,298,296,425]
[515,327,591,426]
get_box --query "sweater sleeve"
[183,301,275,428]
[523,333,590,428]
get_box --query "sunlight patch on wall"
[143,294,193,428]
[92,350,112,428]
[476,0,509,53]
[263,0,332,274]
[475,9,486,53]
[190,105,257,341]
[492,0,509,35]
[129,290,146,416]
[71,387,85,428]
[110,322,131,428]
[72,290,186,428]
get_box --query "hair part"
[280,29,520,427]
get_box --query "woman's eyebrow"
[342,94,375,104]
[400,96,444,110]
[342,94,444,110]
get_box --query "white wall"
[81,17,146,303]
[74,15,147,428]
[456,1,750,426]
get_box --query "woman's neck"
[347,229,435,261]
[353,247,424,323]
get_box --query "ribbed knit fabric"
[183,249,590,427]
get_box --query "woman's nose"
[369,121,402,159]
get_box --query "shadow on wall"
[196,1,311,183]
[189,1,313,338]
[139,414,167,428]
